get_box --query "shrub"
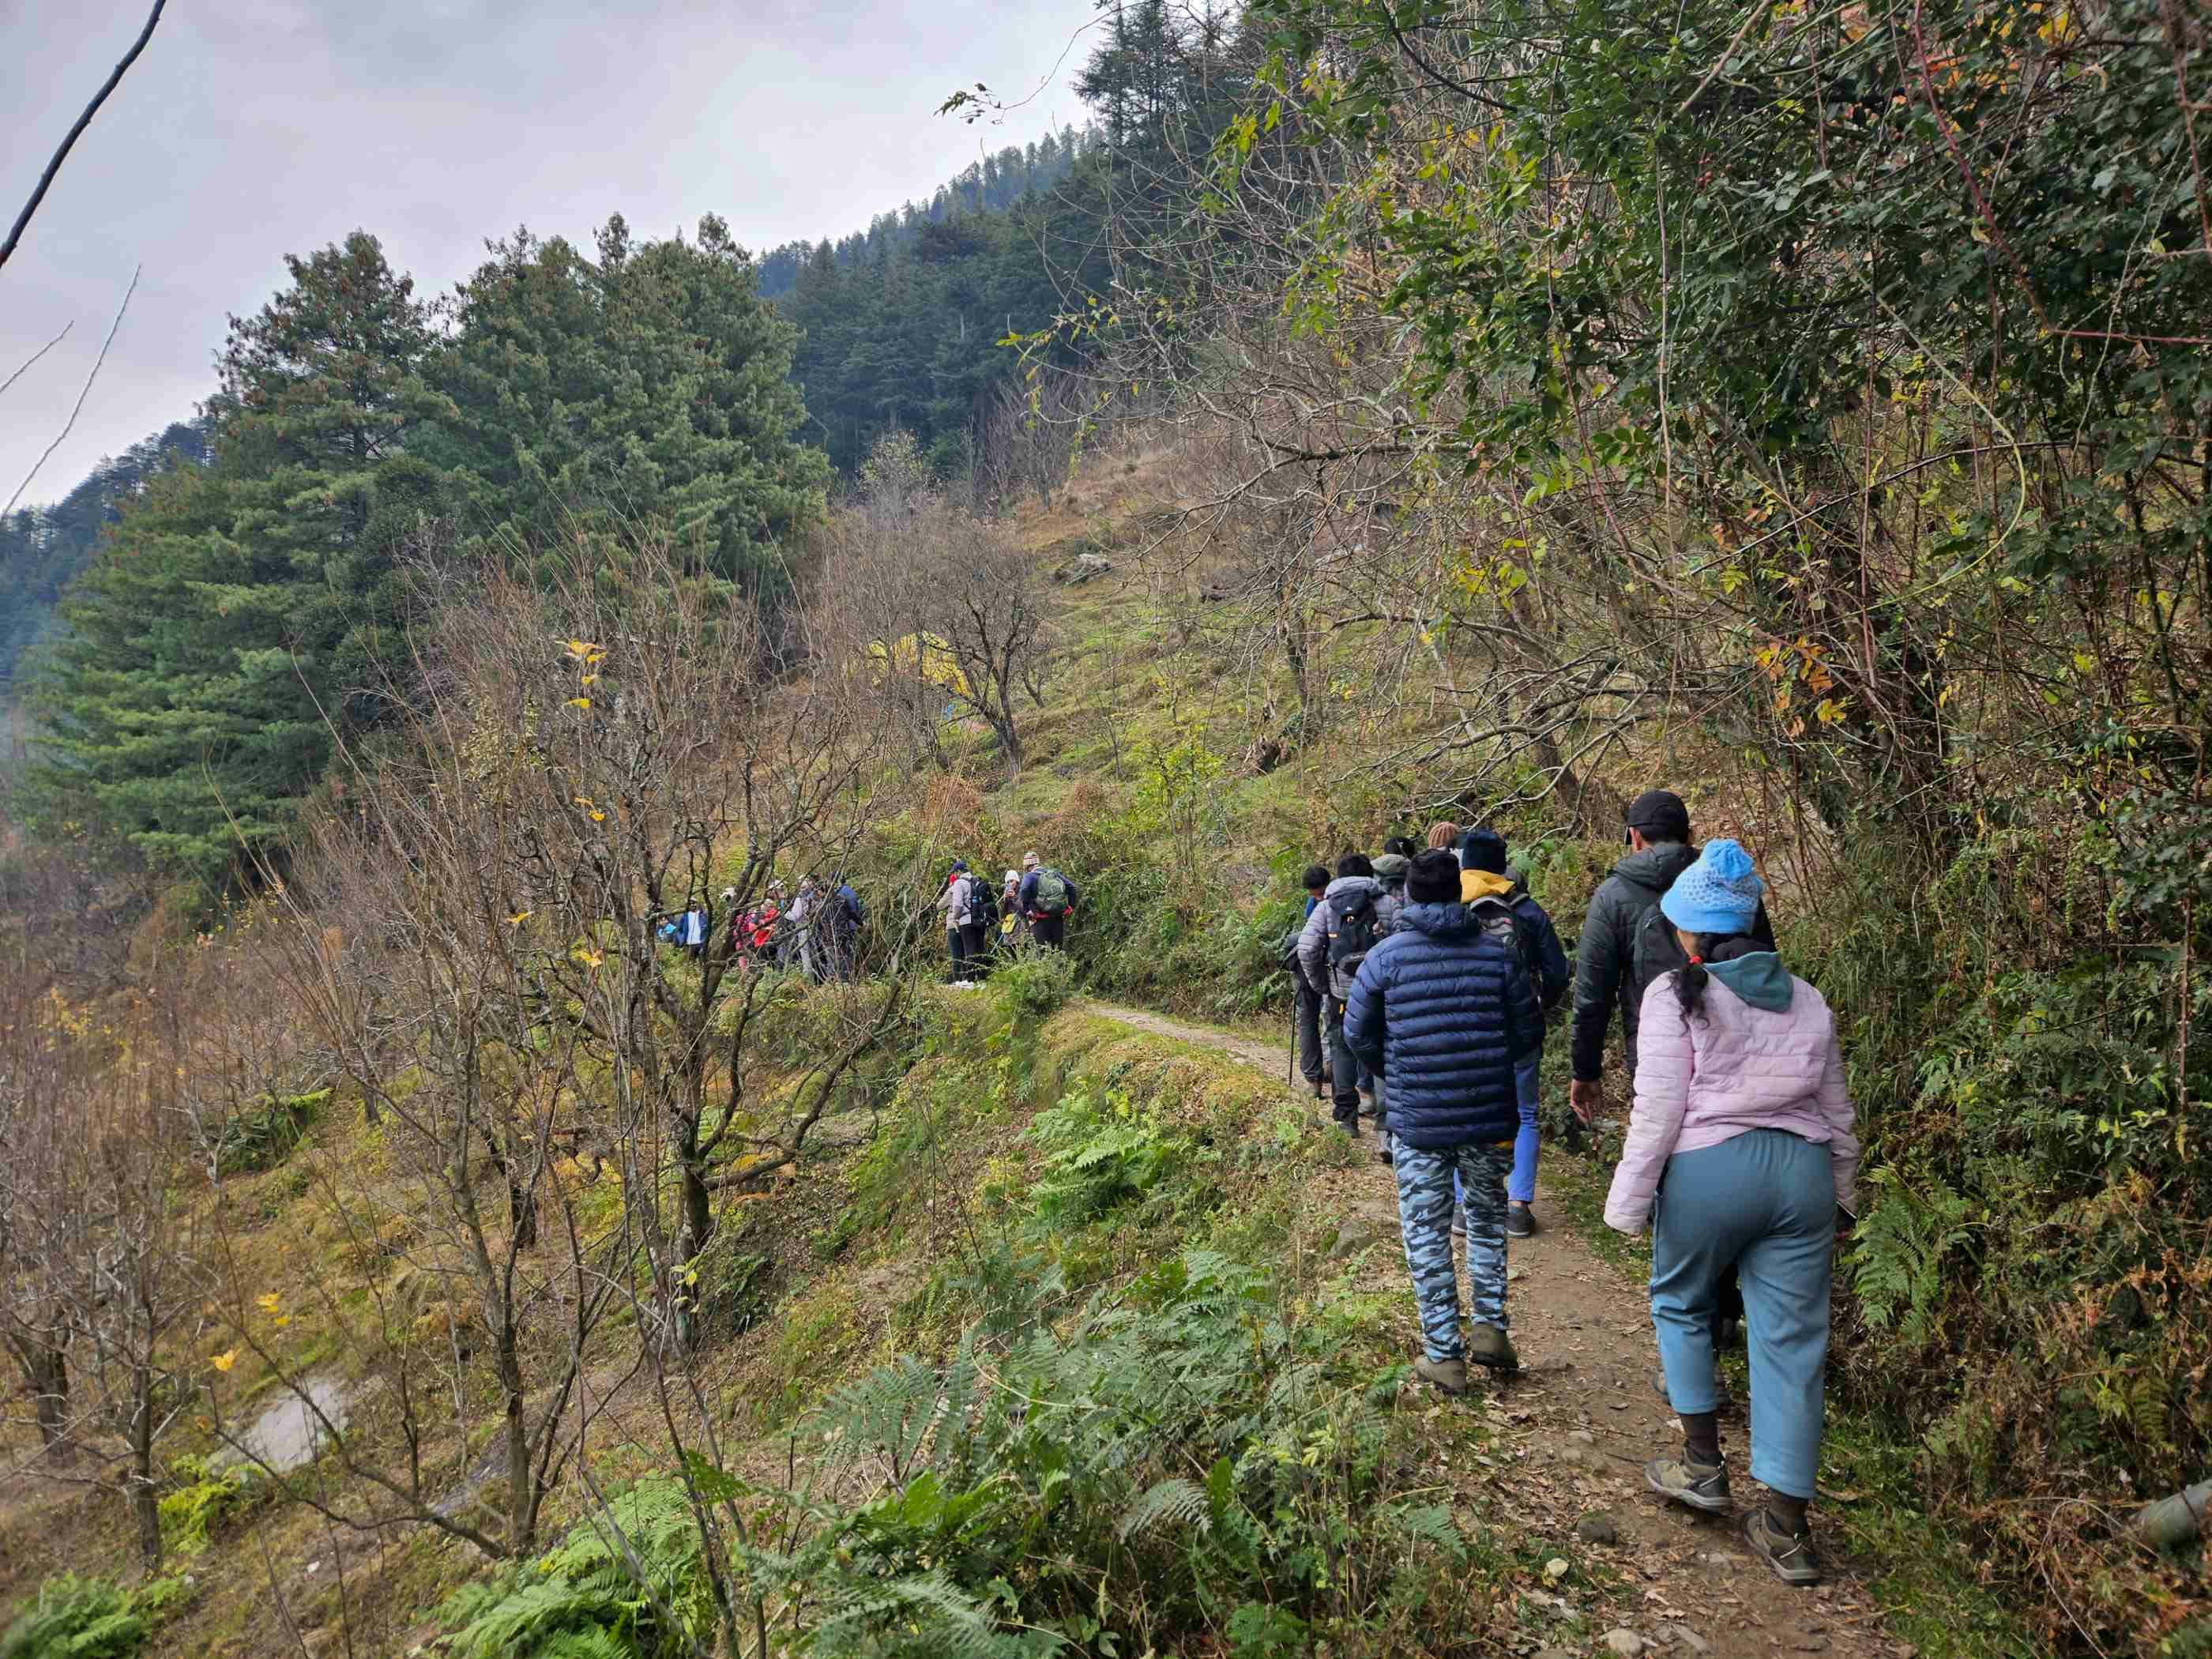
[213,1089,328,1176]
[0,1575,190,1659]
[1024,1085,1190,1228]
[157,1454,267,1556]
[989,947,1075,1022]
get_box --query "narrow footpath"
[1089,1004,1914,1659]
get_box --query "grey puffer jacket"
[1298,875,1385,1001]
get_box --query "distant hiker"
[1569,790,1773,1127]
[1382,834,1420,860]
[1604,839,1859,1586]
[1000,869,1028,948]
[938,860,983,984]
[1367,846,1414,1161]
[1018,852,1080,949]
[1345,848,1539,1391]
[1298,852,1384,1137]
[1286,863,1331,1103]
[966,867,1000,977]
[1458,830,1570,1238]
[826,876,863,980]
[747,882,788,971]
[656,913,681,949]
[1424,821,1462,852]
[722,886,745,961]
[679,899,710,961]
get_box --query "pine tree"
[429,215,827,589]
[28,233,441,886]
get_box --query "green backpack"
[1033,868,1070,913]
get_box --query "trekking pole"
[1287,991,1297,1088]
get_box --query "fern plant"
[1847,1168,1975,1352]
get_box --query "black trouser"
[959,921,990,979]
[1324,995,1368,1126]
[1296,980,1325,1087]
[1031,912,1066,949]
[946,929,970,981]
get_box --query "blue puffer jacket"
[1344,901,1540,1150]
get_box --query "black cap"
[1626,789,1691,842]
[1408,848,1460,903]
[1459,828,1509,874]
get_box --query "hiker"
[824,876,863,981]
[1569,789,1774,1127]
[1297,852,1385,1138]
[1000,869,1028,949]
[721,887,745,963]
[679,899,710,961]
[788,877,819,980]
[747,882,788,971]
[1344,848,1539,1390]
[1018,852,1080,949]
[965,867,1000,979]
[1424,820,1462,852]
[1604,839,1860,1586]
[1291,863,1331,1103]
[938,861,982,984]
[1367,845,1414,1160]
[1458,830,1570,1237]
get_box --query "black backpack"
[969,878,1000,934]
[1471,897,1547,992]
[1326,890,1382,977]
[1629,898,1690,1006]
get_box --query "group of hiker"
[936,851,1081,984]
[1292,789,1860,1588]
[653,874,865,982]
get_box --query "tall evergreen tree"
[28,233,442,885]
[428,214,828,588]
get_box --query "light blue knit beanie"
[1659,837,1764,936]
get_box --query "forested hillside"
[2,1,2207,1656]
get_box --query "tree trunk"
[129,1366,162,1571]
[495,1325,534,1556]
[31,1342,70,1461]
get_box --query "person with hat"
[1458,829,1570,1237]
[1344,848,1540,1391]
[1604,839,1860,1586]
[937,860,983,984]
[1567,789,1772,1127]
[1017,852,1081,950]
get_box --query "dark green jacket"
[1569,844,1773,1080]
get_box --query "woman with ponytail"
[1603,839,1860,1586]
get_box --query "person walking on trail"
[1367,845,1414,1161]
[1345,848,1540,1391]
[679,898,711,961]
[1568,789,1774,1128]
[1000,869,1028,950]
[1424,821,1462,852]
[1458,830,1570,1238]
[1018,852,1080,949]
[1298,852,1386,1138]
[1291,863,1331,1104]
[938,861,983,984]
[788,877,819,981]
[1603,838,1859,1586]
[825,876,863,981]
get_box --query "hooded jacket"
[1570,843,1773,1081]
[1458,867,1571,1034]
[1298,874,1385,1000]
[1343,901,1539,1149]
[1603,955,1862,1231]
[937,872,975,929]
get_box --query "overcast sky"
[1,0,1100,508]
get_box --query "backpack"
[1326,890,1382,977]
[1629,893,1691,1004]
[837,886,864,931]
[969,878,1000,933]
[1032,868,1070,914]
[1471,897,1544,989]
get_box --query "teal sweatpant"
[1650,1128,1835,1499]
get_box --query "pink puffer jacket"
[1603,965,1861,1232]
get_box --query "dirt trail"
[1087,1003,1910,1659]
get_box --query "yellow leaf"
[566,697,592,709]
[564,639,599,658]
[256,1292,281,1316]
[507,911,532,927]
[589,810,606,822]
[212,1350,238,1374]
[274,1315,292,1329]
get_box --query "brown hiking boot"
[1466,1322,1519,1371]
[1744,1508,1825,1585]
[1414,1355,1470,1395]
[1646,1453,1732,1514]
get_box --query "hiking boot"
[1744,1508,1824,1585]
[1450,1206,1467,1240]
[1652,1370,1736,1411]
[1466,1322,1519,1371]
[1645,1454,1732,1514]
[1414,1355,1470,1396]
[1715,1315,1742,1350]
[1505,1201,1536,1239]
[1375,1131,1395,1166]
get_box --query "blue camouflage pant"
[1395,1138,1515,1361]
